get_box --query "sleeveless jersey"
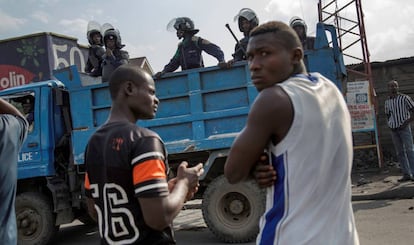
[256,74,359,245]
[84,121,175,245]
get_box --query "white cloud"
[0,9,26,33]
[59,18,89,35]
[363,0,414,61]
[31,11,49,24]
[85,8,104,20]
[263,0,319,34]
[266,0,302,18]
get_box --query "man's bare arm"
[0,98,25,117]
[224,87,293,184]
[139,162,203,231]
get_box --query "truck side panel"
[53,63,256,165]
[141,63,257,154]
[53,67,111,165]
[70,84,111,164]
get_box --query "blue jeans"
[390,125,414,177]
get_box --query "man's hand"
[154,71,165,79]
[175,162,204,201]
[105,49,114,57]
[226,59,235,67]
[168,177,198,201]
[185,181,199,201]
[252,153,277,188]
[218,61,231,69]
[168,177,177,192]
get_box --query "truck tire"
[16,192,59,245]
[202,175,266,243]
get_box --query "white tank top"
[256,73,359,245]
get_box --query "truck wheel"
[16,192,59,245]
[202,175,266,243]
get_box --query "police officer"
[230,8,259,63]
[101,28,129,82]
[85,21,105,77]
[289,16,315,50]
[155,17,225,78]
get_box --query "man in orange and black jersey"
[84,64,203,244]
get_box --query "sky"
[1,0,413,73]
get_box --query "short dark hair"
[108,64,148,100]
[250,21,301,50]
[388,80,398,86]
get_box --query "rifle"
[225,23,246,56]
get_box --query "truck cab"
[0,81,76,244]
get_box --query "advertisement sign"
[346,81,375,131]
[0,33,88,90]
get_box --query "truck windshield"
[2,91,35,132]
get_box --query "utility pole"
[318,0,383,168]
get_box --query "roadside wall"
[347,57,414,166]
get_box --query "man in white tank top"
[224,21,359,245]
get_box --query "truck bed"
[141,62,256,154]
[53,62,256,165]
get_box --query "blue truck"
[0,22,345,244]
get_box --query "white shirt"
[256,73,359,245]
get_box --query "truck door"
[6,90,43,179]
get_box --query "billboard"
[0,33,88,90]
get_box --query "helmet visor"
[167,18,180,32]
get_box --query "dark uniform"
[232,8,259,62]
[102,29,129,82]
[289,16,315,50]
[85,28,105,77]
[84,121,175,245]
[233,36,248,62]
[301,36,315,51]
[163,36,224,72]
[156,17,224,77]
[85,44,105,76]
[101,48,129,82]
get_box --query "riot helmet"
[86,20,103,45]
[87,30,102,45]
[101,23,115,35]
[289,16,307,34]
[167,17,199,35]
[103,28,124,49]
[234,8,259,32]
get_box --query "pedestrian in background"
[84,64,203,244]
[224,21,359,244]
[385,80,414,181]
[0,98,28,244]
